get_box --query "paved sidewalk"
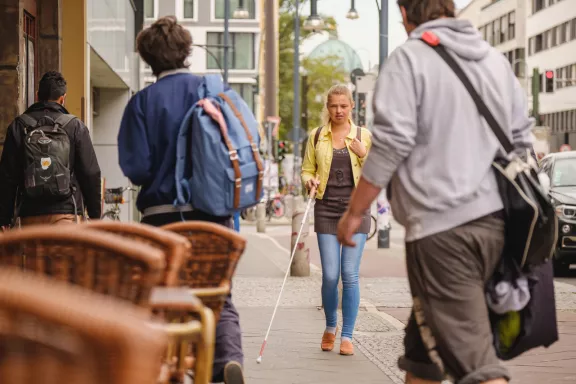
[234,231,396,383]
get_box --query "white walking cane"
[256,186,317,364]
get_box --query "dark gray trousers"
[141,212,244,383]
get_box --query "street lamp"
[303,0,325,31]
[347,0,388,68]
[346,0,359,20]
[233,0,250,19]
[292,0,325,192]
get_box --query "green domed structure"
[307,38,364,74]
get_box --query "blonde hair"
[321,84,354,126]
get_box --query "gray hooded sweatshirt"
[362,18,534,242]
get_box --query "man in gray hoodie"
[337,1,533,383]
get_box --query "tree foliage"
[278,0,347,140]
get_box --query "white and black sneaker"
[223,361,245,384]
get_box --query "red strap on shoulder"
[421,31,440,47]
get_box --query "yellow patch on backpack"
[40,157,52,170]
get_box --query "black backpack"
[18,114,76,199]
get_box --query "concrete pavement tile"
[354,312,397,333]
[240,307,395,383]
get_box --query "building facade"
[526,0,576,150]
[458,0,576,151]
[142,0,261,115]
[458,0,529,85]
[0,0,143,221]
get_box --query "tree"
[278,0,347,141]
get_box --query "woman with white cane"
[301,84,372,356]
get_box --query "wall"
[0,0,22,154]
[92,87,134,222]
[62,0,87,121]
[87,0,136,89]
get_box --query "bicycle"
[265,192,286,221]
[101,186,136,221]
[368,214,378,240]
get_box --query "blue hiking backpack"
[175,75,264,217]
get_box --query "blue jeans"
[317,233,367,339]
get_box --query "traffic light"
[277,140,287,162]
[545,70,554,93]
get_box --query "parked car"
[539,151,576,275]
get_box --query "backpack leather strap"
[356,126,362,141]
[218,93,264,204]
[199,99,243,210]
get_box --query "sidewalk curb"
[249,231,322,274]
[555,281,576,291]
[360,299,406,331]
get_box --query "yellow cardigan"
[301,122,372,200]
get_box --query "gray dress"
[314,147,371,235]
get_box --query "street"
[235,219,576,383]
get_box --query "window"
[535,34,543,53]
[206,32,255,70]
[144,0,154,18]
[494,20,501,45]
[569,64,576,87]
[23,12,36,108]
[514,48,525,77]
[508,12,515,40]
[543,30,550,50]
[533,0,545,13]
[500,16,507,43]
[183,0,194,18]
[230,83,255,113]
[486,22,493,45]
[572,19,576,40]
[557,68,563,89]
[551,26,557,47]
[215,0,256,19]
[560,22,568,44]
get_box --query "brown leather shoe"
[340,340,354,356]
[321,327,338,351]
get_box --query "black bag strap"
[420,32,515,154]
[54,114,76,129]
[314,126,323,148]
[18,114,38,129]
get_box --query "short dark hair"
[137,16,192,76]
[38,71,67,101]
[397,0,455,26]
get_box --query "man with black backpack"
[0,71,101,230]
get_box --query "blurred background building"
[458,0,576,152]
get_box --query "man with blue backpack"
[119,16,263,384]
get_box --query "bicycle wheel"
[368,215,378,240]
[272,199,285,219]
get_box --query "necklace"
[333,127,350,143]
